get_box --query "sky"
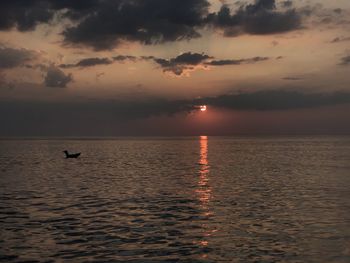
[0,0,350,136]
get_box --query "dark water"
[0,136,350,262]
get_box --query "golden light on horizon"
[200,105,207,112]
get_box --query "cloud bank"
[0,0,337,50]
[207,0,302,37]
[58,52,271,75]
[0,46,38,69]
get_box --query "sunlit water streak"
[0,136,350,262]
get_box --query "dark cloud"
[206,59,243,66]
[149,52,269,75]
[169,52,212,65]
[113,55,138,62]
[44,66,72,88]
[2,90,350,131]
[154,52,211,68]
[339,56,350,66]
[75,57,112,67]
[194,90,350,111]
[333,8,342,14]
[0,46,37,68]
[0,98,192,130]
[0,0,210,49]
[56,52,270,75]
[60,57,113,68]
[151,52,212,75]
[48,0,100,20]
[0,0,338,50]
[282,77,303,81]
[1,89,350,136]
[32,89,350,117]
[331,36,350,43]
[207,0,302,36]
[207,56,269,66]
[59,55,139,68]
[62,0,210,50]
[0,0,99,31]
[0,1,53,31]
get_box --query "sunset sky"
[1,0,350,136]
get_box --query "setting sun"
[200,105,207,112]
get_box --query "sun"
[200,105,207,112]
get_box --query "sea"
[0,136,350,262]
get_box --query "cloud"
[194,90,350,111]
[0,46,38,69]
[333,8,343,14]
[331,36,350,43]
[0,0,99,31]
[0,0,309,51]
[62,0,210,50]
[60,57,113,68]
[147,52,270,75]
[301,3,350,27]
[339,56,350,66]
[59,55,140,68]
[56,52,270,75]
[167,52,212,65]
[113,55,138,62]
[39,89,350,119]
[0,1,52,31]
[1,88,350,136]
[71,57,112,67]
[207,57,269,66]
[281,1,293,8]
[207,0,302,36]
[44,66,72,88]
[282,77,303,81]
[0,0,342,50]
[2,90,350,129]
[151,52,212,75]
[0,0,211,49]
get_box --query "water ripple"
[0,137,350,262]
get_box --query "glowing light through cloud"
[200,105,207,112]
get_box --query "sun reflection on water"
[195,135,216,256]
[197,135,211,205]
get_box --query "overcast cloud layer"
[0,0,338,50]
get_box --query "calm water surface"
[0,137,350,262]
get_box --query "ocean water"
[0,136,350,262]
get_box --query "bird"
[63,150,81,159]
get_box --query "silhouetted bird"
[63,150,81,159]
